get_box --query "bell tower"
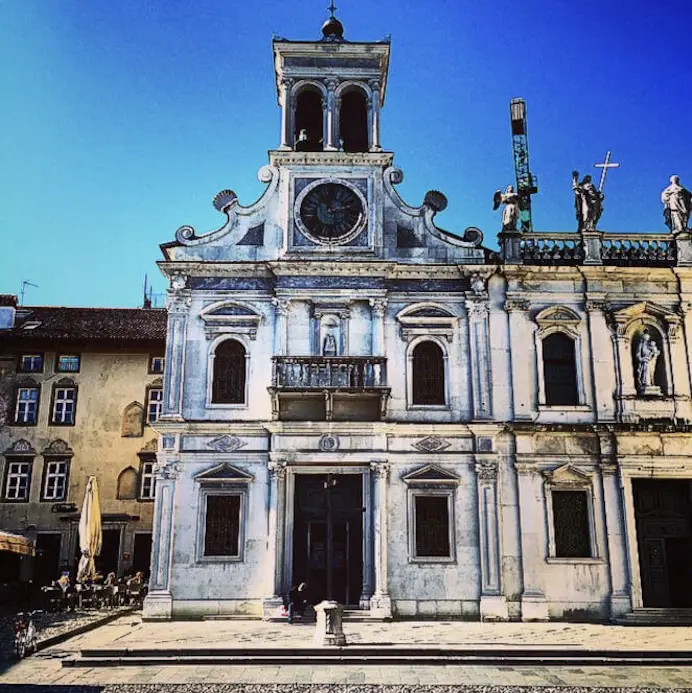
[273,8,390,153]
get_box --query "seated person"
[287,582,309,624]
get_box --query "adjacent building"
[0,295,167,585]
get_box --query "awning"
[0,530,35,556]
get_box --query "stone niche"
[122,402,144,437]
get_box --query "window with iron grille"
[3,459,32,501]
[56,355,80,373]
[414,495,451,558]
[212,340,246,404]
[412,341,445,405]
[146,388,163,423]
[543,332,578,406]
[15,387,39,425]
[552,490,591,558]
[204,494,241,556]
[18,354,43,373]
[42,460,69,501]
[51,387,76,425]
[139,460,156,500]
[150,356,165,374]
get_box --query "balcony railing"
[272,356,387,389]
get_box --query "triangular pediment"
[612,301,678,322]
[543,463,591,487]
[397,303,456,322]
[402,463,460,485]
[201,301,262,320]
[194,463,254,484]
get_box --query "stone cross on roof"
[594,150,620,193]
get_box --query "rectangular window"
[552,490,591,558]
[52,388,76,424]
[56,354,80,372]
[19,354,43,373]
[414,495,451,558]
[4,460,31,501]
[146,388,163,423]
[140,461,156,500]
[42,460,69,501]
[150,356,165,374]
[15,388,39,424]
[204,495,241,557]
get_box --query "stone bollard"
[313,600,347,646]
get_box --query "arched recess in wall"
[294,85,324,151]
[117,466,139,500]
[121,401,144,437]
[339,86,369,152]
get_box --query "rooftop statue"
[493,185,520,231]
[661,175,692,233]
[572,171,604,231]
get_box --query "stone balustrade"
[520,234,584,265]
[272,356,387,389]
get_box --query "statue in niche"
[661,175,691,233]
[121,402,144,437]
[635,329,661,394]
[322,331,338,356]
[492,185,520,231]
[572,171,604,231]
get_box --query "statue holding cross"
[571,151,619,232]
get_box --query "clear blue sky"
[2,0,691,308]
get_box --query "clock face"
[298,182,365,244]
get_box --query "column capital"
[514,461,536,476]
[272,297,291,315]
[268,461,287,481]
[326,77,339,91]
[167,290,191,314]
[368,78,381,91]
[369,298,388,316]
[585,299,607,313]
[466,299,489,320]
[154,460,180,481]
[370,461,390,480]
[505,298,530,313]
[475,459,498,481]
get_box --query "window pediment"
[200,301,262,340]
[397,303,457,342]
[402,463,460,486]
[194,463,254,484]
[611,301,681,338]
[543,463,591,488]
[4,439,35,456]
[43,439,73,458]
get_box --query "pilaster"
[368,79,382,151]
[369,461,392,618]
[505,298,533,420]
[585,297,617,421]
[514,461,548,620]
[370,298,387,357]
[325,78,338,151]
[475,457,508,620]
[262,461,287,619]
[466,299,493,419]
[142,459,180,620]
[162,279,190,420]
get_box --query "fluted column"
[368,79,381,151]
[370,461,392,618]
[163,276,190,420]
[369,298,387,356]
[467,298,493,419]
[273,298,290,356]
[279,78,293,149]
[142,459,180,620]
[505,298,533,420]
[325,79,338,151]
[514,461,548,620]
[475,458,508,620]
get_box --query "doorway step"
[613,608,692,626]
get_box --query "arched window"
[339,89,368,152]
[212,340,247,404]
[542,332,578,406]
[294,88,323,152]
[412,341,445,405]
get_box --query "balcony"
[269,356,389,421]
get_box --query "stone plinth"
[313,600,347,646]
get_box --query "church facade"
[144,17,692,622]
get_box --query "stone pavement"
[2,614,692,688]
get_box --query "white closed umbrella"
[76,476,102,583]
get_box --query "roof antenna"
[143,274,152,309]
[19,280,39,307]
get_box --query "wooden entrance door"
[633,479,692,607]
[292,473,363,605]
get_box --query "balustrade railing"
[511,231,678,267]
[272,356,387,389]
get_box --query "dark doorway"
[292,473,363,605]
[294,88,323,152]
[633,479,692,607]
[132,533,152,579]
[35,533,62,586]
[339,89,368,152]
[96,529,121,578]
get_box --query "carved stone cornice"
[269,151,394,168]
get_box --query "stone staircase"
[614,608,692,626]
